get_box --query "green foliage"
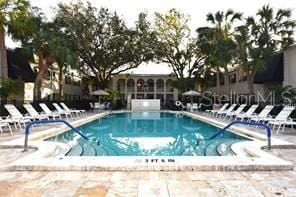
[270,85,296,103]
[0,78,22,100]
[153,9,202,91]
[55,1,153,88]
[102,89,121,102]
[0,0,30,27]
[197,10,241,95]
[235,5,296,79]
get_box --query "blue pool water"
[47,112,249,156]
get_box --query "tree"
[235,5,296,96]
[0,78,22,101]
[153,9,202,92]
[55,1,154,89]
[198,10,241,97]
[0,0,30,79]
[13,8,59,100]
[50,24,79,100]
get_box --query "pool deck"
[0,111,295,196]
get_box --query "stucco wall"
[283,45,296,87]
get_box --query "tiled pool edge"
[0,110,294,171]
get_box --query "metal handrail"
[23,119,88,151]
[210,121,271,150]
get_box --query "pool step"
[93,145,108,156]
[66,143,83,156]
[216,140,242,156]
[82,143,96,156]
[204,141,221,156]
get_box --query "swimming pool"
[47,112,249,156]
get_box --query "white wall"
[131,99,160,110]
[283,45,296,87]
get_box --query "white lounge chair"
[89,103,95,111]
[266,106,295,133]
[4,104,33,128]
[60,103,87,116]
[191,103,199,112]
[186,103,192,111]
[206,103,229,116]
[23,104,50,120]
[247,105,274,122]
[270,118,296,133]
[39,103,62,119]
[52,103,73,120]
[0,118,13,135]
[235,104,259,121]
[94,102,105,111]
[224,104,247,120]
[216,104,237,118]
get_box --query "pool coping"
[0,110,294,171]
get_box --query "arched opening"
[147,79,154,92]
[117,79,126,92]
[127,79,135,92]
[166,79,174,92]
[137,79,144,92]
[156,79,164,92]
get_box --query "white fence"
[131,99,160,111]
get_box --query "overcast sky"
[5,0,296,74]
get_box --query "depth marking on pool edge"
[134,158,176,163]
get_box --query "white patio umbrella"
[182,90,201,103]
[90,90,109,103]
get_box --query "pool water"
[47,112,249,156]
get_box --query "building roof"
[254,53,283,84]
[117,73,175,77]
[7,48,36,82]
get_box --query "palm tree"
[234,5,296,96]
[205,10,242,98]
[0,0,30,79]
[197,27,221,97]
[53,37,79,100]
[13,8,59,101]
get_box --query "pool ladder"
[210,121,272,150]
[23,119,88,151]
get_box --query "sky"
[5,0,296,74]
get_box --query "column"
[134,78,137,99]
[163,79,167,102]
[124,80,127,100]
[154,80,157,99]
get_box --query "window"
[117,79,126,92]
[220,75,225,85]
[136,79,144,92]
[166,79,174,92]
[156,79,164,92]
[230,74,237,84]
[147,79,154,92]
[65,94,72,100]
[73,79,80,86]
[65,76,72,85]
[127,79,135,92]
[45,71,51,80]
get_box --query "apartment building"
[206,45,296,101]
[111,74,179,102]
[5,48,83,102]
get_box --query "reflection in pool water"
[47,112,248,156]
